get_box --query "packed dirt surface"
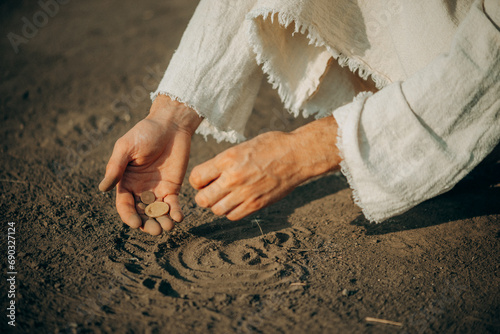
[1,1,499,333]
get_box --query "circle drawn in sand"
[156,219,308,295]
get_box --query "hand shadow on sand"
[350,161,500,235]
[189,173,348,242]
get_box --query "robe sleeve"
[333,0,500,222]
[151,0,263,143]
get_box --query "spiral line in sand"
[156,222,308,295]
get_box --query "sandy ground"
[1,1,499,333]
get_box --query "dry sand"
[0,0,499,333]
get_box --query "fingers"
[138,210,173,235]
[116,184,142,229]
[141,218,163,236]
[99,139,131,192]
[163,195,184,223]
[156,216,175,231]
[194,179,230,209]
[189,160,221,190]
[226,201,259,221]
[210,191,244,216]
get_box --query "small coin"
[140,191,156,205]
[145,202,170,218]
[136,202,147,214]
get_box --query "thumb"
[99,140,131,192]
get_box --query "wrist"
[148,94,203,135]
[290,116,341,180]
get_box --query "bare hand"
[99,95,202,235]
[189,116,341,221]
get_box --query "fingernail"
[157,216,175,231]
[98,179,108,192]
[171,211,184,223]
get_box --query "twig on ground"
[253,219,264,236]
[290,282,307,286]
[288,248,320,252]
[365,317,403,327]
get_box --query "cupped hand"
[99,95,202,235]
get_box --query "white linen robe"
[152,0,500,222]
